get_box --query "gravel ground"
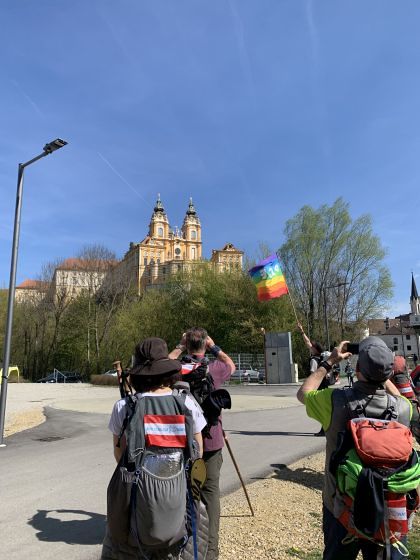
[220,452,325,559]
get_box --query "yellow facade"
[120,196,203,294]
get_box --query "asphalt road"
[1,387,325,560]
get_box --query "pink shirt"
[204,360,232,452]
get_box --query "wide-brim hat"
[358,336,394,382]
[132,337,181,376]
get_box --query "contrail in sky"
[11,79,44,117]
[228,0,257,103]
[304,0,333,171]
[97,152,149,203]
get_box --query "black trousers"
[323,505,407,560]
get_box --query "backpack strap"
[116,394,138,448]
[126,396,147,465]
[343,389,402,422]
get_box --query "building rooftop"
[16,279,45,290]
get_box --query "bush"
[91,374,119,387]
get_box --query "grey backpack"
[107,391,197,555]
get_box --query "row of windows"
[143,249,197,265]
[392,340,413,351]
[156,227,198,240]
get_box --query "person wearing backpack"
[102,337,208,560]
[169,328,235,560]
[391,355,420,446]
[297,336,418,560]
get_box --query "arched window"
[158,227,164,237]
[191,247,196,259]
[191,230,197,240]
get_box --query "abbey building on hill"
[15,196,243,302]
[112,195,243,295]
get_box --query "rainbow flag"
[249,254,289,302]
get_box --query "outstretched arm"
[297,322,313,352]
[297,341,351,403]
[206,336,236,374]
[168,333,186,360]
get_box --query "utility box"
[264,331,294,384]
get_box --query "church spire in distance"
[411,272,419,300]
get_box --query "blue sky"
[0,1,419,316]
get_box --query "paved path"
[1,386,325,559]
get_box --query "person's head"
[131,337,181,393]
[185,327,208,355]
[355,336,394,385]
[393,355,407,375]
[310,341,323,357]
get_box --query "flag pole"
[287,291,300,325]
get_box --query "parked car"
[231,366,261,383]
[36,370,83,383]
[103,369,118,377]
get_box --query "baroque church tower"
[148,193,170,240]
[181,198,202,260]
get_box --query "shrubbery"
[90,374,119,387]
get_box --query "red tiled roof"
[16,279,44,289]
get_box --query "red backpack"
[330,392,419,557]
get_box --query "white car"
[231,367,260,382]
[103,369,118,377]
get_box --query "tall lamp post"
[323,282,348,351]
[0,139,68,446]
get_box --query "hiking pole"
[223,431,254,516]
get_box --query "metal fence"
[206,352,265,384]
[207,352,264,369]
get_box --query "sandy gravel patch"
[220,453,324,559]
[5,408,46,437]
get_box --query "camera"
[344,343,359,354]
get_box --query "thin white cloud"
[228,0,256,103]
[304,0,333,181]
[305,0,320,71]
[10,79,44,117]
[97,152,149,204]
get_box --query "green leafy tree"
[279,198,393,344]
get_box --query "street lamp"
[0,139,68,446]
[323,282,348,351]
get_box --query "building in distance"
[367,274,420,360]
[14,196,244,302]
[111,195,244,295]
